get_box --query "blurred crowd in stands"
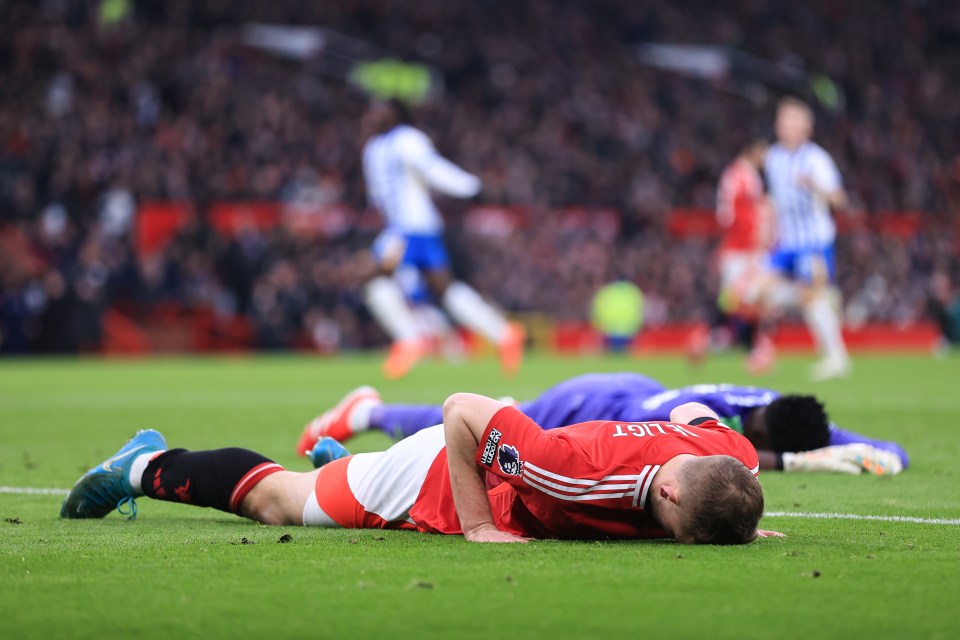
[2,0,959,353]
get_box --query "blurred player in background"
[714,138,777,373]
[395,264,468,363]
[361,99,524,379]
[298,372,907,475]
[765,97,850,380]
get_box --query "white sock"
[442,281,508,343]
[804,292,848,361]
[128,452,161,495]
[364,276,421,342]
[348,398,380,432]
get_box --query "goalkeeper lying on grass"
[298,372,907,475]
[62,396,783,544]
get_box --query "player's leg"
[61,429,313,526]
[295,383,444,449]
[797,247,850,380]
[411,302,468,363]
[395,264,468,363]
[240,468,321,525]
[723,253,779,374]
[364,231,426,379]
[416,235,525,376]
[296,386,383,453]
[760,248,848,380]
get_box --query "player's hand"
[465,523,530,543]
[782,444,903,475]
[795,174,814,191]
[756,529,786,538]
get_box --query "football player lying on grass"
[62,396,783,544]
[298,372,906,475]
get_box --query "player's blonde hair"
[676,456,764,545]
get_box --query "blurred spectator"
[929,271,960,349]
[1,0,959,352]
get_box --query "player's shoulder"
[391,125,433,149]
[723,160,749,181]
[764,144,788,167]
[688,417,732,432]
[766,142,787,156]
[802,141,834,163]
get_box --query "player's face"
[775,106,812,148]
[653,502,684,542]
[743,408,770,450]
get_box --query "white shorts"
[719,251,768,308]
[302,425,446,528]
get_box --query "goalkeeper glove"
[782,444,903,475]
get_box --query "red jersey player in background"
[61,394,779,545]
[691,139,777,373]
[716,139,778,373]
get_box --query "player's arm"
[806,182,846,209]
[756,449,782,471]
[443,393,529,543]
[669,402,720,425]
[800,151,847,208]
[401,130,482,198]
[415,153,482,198]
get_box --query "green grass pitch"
[2,352,959,639]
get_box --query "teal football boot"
[60,429,167,519]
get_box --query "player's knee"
[239,475,301,526]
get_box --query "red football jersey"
[717,159,768,253]
[408,407,759,540]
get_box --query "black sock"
[142,448,282,514]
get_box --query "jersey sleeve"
[475,406,576,482]
[397,127,481,198]
[808,147,842,193]
[475,408,658,511]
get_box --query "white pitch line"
[2,488,959,526]
[0,486,69,496]
[765,511,960,526]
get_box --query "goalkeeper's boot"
[307,437,352,469]
[296,386,381,455]
[60,429,167,519]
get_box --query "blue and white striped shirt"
[764,141,842,251]
[362,125,481,235]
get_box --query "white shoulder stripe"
[521,476,634,501]
[523,462,641,486]
[520,463,658,506]
[523,468,638,494]
[633,465,660,508]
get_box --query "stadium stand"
[1,0,958,353]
